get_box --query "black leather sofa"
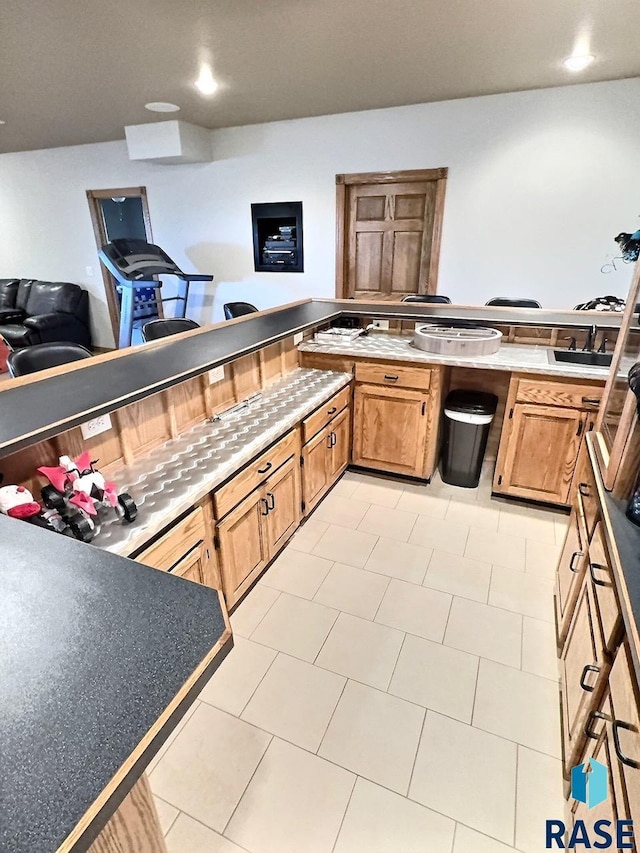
[0,279,92,349]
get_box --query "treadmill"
[99,238,213,348]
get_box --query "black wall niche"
[251,201,304,273]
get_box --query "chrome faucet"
[583,325,597,352]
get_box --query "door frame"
[86,186,155,344]
[335,168,448,299]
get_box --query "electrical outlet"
[81,413,112,440]
[293,332,304,345]
[85,265,94,277]
[208,366,225,384]
[372,319,390,330]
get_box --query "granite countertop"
[95,367,351,557]
[0,515,231,853]
[299,333,612,381]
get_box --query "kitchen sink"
[549,350,613,368]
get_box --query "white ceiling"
[1,0,639,154]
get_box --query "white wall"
[0,78,638,348]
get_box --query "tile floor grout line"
[240,589,281,641]
[156,799,180,838]
[328,772,359,853]
[220,733,274,838]
[315,676,350,756]
[236,649,281,719]
[384,629,408,692]
[512,744,521,849]
[406,705,428,799]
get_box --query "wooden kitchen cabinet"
[217,488,269,603]
[494,376,604,506]
[556,507,588,646]
[215,454,301,606]
[560,570,609,773]
[353,383,429,477]
[135,505,217,589]
[302,406,351,514]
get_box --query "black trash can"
[440,390,498,488]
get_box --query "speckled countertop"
[299,333,612,381]
[0,514,230,853]
[95,367,351,558]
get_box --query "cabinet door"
[498,403,585,505]
[328,407,351,481]
[556,507,588,646]
[302,424,331,514]
[561,574,607,773]
[264,456,302,556]
[609,641,640,828]
[353,384,428,477]
[170,545,206,585]
[217,489,269,606]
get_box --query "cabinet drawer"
[355,362,431,391]
[515,378,603,410]
[302,385,351,444]
[136,506,206,572]
[574,443,599,542]
[588,522,621,653]
[214,429,299,519]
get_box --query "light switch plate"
[293,332,304,345]
[372,319,390,330]
[81,413,112,440]
[208,366,225,384]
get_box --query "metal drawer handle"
[589,562,608,587]
[384,374,399,381]
[585,710,607,740]
[331,432,336,447]
[613,721,640,768]
[569,550,584,573]
[260,498,270,516]
[582,396,601,406]
[267,492,275,511]
[578,482,591,497]
[327,406,337,415]
[257,462,273,474]
[579,664,600,692]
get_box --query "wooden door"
[556,507,588,646]
[328,407,351,481]
[217,488,269,605]
[264,457,301,556]
[336,169,447,300]
[302,424,331,514]
[561,575,606,772]
[353,384,429,477]
[498,403,586,505]
[170,545,206,585]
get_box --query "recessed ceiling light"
[145,102,180,113]
[195,65,218,96]
[563,54,595,72]
[0,120,6,125]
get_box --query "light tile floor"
[150,467,568,853]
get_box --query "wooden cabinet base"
[89,774,167,853]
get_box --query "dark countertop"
[0,298,626,456]
[0,514,231,853]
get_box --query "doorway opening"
[86,187,158,345]
[335,169,447,301]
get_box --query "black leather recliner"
[0,279,92,348]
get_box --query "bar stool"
[486,297,541,308]
[7,342,92,377]
[142,318,200,342]
[223,302,258,320]
[402,295,452,304]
